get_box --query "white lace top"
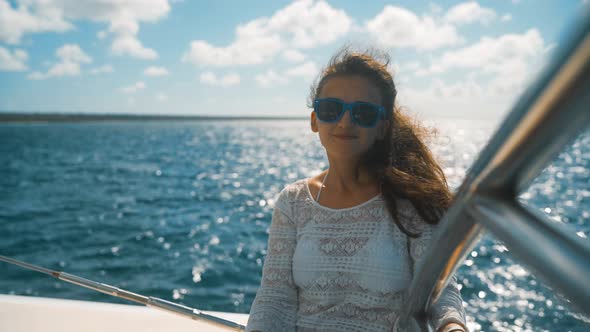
[246,179,466,332]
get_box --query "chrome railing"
[0,255,246,331]
[398,6,590,331]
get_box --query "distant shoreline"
[0,113,308,123]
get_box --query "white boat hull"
[0,294,249,332]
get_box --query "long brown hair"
[308,47,452,238]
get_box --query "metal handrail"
[0,255,246,331]
[398,6,590,331]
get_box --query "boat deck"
[0,294,249,332]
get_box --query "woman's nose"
[337,108,354,127]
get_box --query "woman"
[246,47,468,332]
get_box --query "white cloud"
[399,78,499,119]
[199,71,240,87]
[111,33,158,59]
[120,81,146,94]
[255,69,288,87]
[366,5,462,50]
[399,68,540,120]
[99,1,170,60]
[27,71,45,80]
[282,49,305,62]
[144,66,169,77]
[401,29,547,119]
[97,30,107,39]
[0,47,28,71]
[57,43,92,63]
[0,0,170,59]
[543,43,557,55]
[0,0,72,44]
[444,1,497,25]
[28,43,92,80]
[501,14,512,22]
[155,92,168,101]
[182,30,282,67]
[402,77,484,103]
[395,61,421,77]
[256,61,318,87]
[266,0,352,49]
[90,64,113,74]
[182,0,351,67]
[426,29,544,77]
[285,61,318,80]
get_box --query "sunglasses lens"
[316,100,343,122]
[352,104,380,127]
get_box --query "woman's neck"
[324,155,377,194]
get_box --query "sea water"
[0,119,588,331]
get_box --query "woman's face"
[311,75,389,159]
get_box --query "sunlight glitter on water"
[0,120,588,331]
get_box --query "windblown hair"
[308,47,453,237]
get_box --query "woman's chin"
[324,146,366,159]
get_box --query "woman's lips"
[332,134,358,140]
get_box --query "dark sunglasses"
[313,98,385,128]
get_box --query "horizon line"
[0,111,308,123]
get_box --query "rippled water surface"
[0,119,588,331]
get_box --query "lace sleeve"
[246,190,298,332]
[409,222,467,332]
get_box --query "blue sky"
[0,0,586,119]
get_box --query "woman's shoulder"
[277,178,308,198]
[274,178,309,209]
[280,178,308,195]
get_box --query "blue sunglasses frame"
[313,98,385,128]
